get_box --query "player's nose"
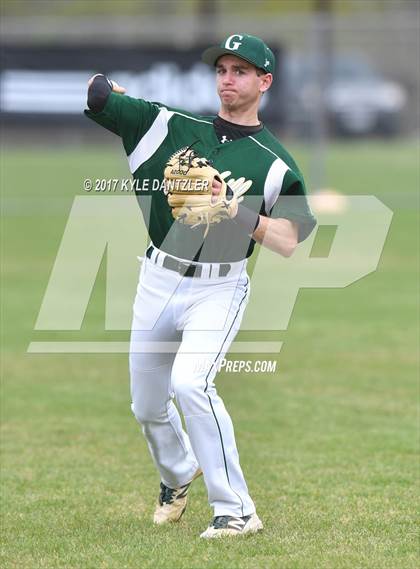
[221,71,234,85]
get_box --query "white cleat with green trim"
[200,513,263,538]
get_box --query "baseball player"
[85,33,316,538]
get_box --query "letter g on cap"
[225,34,243,51]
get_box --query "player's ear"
[259,73,273,94]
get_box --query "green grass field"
[1,140,418,568]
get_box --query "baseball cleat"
[153,468,202,524]
[200,513,263,538]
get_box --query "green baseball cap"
[202,34,275,76]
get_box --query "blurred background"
[1,0,418,187]
[1,0,418,133]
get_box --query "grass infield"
[1,140,418,568]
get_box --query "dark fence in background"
[0,44,284,128]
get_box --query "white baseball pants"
[129,246,255,517]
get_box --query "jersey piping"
[263,158,290,213]
[171,110,213,125]
[248,135,292,213]
[127,107,213,173]
[248,135,283,160]
[128,107,174,173]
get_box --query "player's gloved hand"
[164,147,249,237]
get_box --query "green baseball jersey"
[85,93,316,262]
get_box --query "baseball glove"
[164,146,243,237]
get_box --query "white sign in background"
[0,66,269,115]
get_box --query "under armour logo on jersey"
[220,135,232,144]
[225,34,243,51]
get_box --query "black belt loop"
[219,264,231,277]
[145,246,231,278]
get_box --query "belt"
[146,246,231,278]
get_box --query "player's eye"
[216,68,225,75]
